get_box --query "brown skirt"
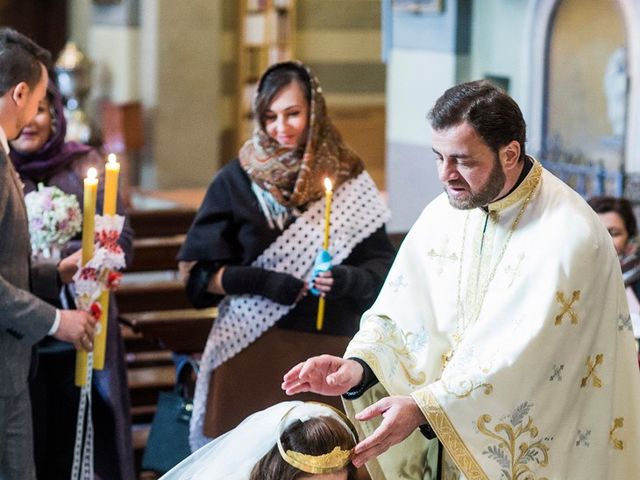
[203,326,351,438]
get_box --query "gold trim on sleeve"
[412,389,489,480]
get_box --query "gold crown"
[279,445,354,474]
[276,402,358,474]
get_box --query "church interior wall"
[546,0,625,169]
[58,0,640,218]
[469,0,529,104]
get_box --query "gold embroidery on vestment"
[581,354,603,388]
[350,317,426,386]
[477,402,550,480]
[427,236,459,275]
[445,166,542,370]
[415,390,489,480]
[442,375,493,399]
[554,290,581,325]
[609,417,624,450]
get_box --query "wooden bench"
[121,308,216,353]
[119,205,219,478]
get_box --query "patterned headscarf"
[239,61,363,208]
[10,82,92,182]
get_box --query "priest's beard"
[445,156,506,210]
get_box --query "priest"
[282,80,640,479]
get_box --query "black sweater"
[178,159,396,337]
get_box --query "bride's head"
[250,408,357,480]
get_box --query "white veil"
[160,401,356,480]
[160,402,298,480]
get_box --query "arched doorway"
[524,0,640,172]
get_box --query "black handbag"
[141,357,199,474]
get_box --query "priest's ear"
[499,140,521,172]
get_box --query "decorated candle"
[76,167,98,386]
[316,178,333,331]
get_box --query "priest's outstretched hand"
[282,354,427,468]
[282,354,363,397]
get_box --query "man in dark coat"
[0,28,96,480]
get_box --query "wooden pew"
[120,308,216,353]
[118,204,219,478]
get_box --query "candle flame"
[107,153,117,165]
[324,178,333,192]
[87,167,97,180]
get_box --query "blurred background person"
[178,61,395,450]
[588,195,640,341]
[9,82,135,480]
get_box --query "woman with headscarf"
[9,83,135,480]
[178,61,395,450]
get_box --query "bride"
[160,402,358,480]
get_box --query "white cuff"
[48,309,61,336]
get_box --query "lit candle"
[76,167,98,386]
[316,178,333,331]
[103,153,120,216]
[94,155,120,370]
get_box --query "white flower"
[24,184,82,257]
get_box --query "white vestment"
[344,160,640,479]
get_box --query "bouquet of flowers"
[24,183,82,258]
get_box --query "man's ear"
[11,82,30,107]
[499,140,521,171]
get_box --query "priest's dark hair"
[428,79,527,162]
[0,28,51,96]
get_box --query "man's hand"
[58,249,82,284]
[53,309,96,351]
[282,355,364,397]
[351,396,426,468]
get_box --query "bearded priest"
[282,80,640,479]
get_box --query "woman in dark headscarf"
[178,61,395,451]
[9,83,135,480]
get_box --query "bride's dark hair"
[250,415,357,480]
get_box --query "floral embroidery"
[478,402,550,480]
[351,316,426,385]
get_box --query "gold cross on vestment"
[554,290,581,325]
[427,238,458,275]
[609,417,624,450]
[581,354,603,388]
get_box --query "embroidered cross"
[504,252,525,287]
[388,274,408,292]
[617,313,632,331]
[549,364,564,381]
[581,354,603,388]
[576,429,591,447]
[609,417,624,450]
[554,290,581,325]
[427,238,458,275]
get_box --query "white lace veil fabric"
[161,401,355,480]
